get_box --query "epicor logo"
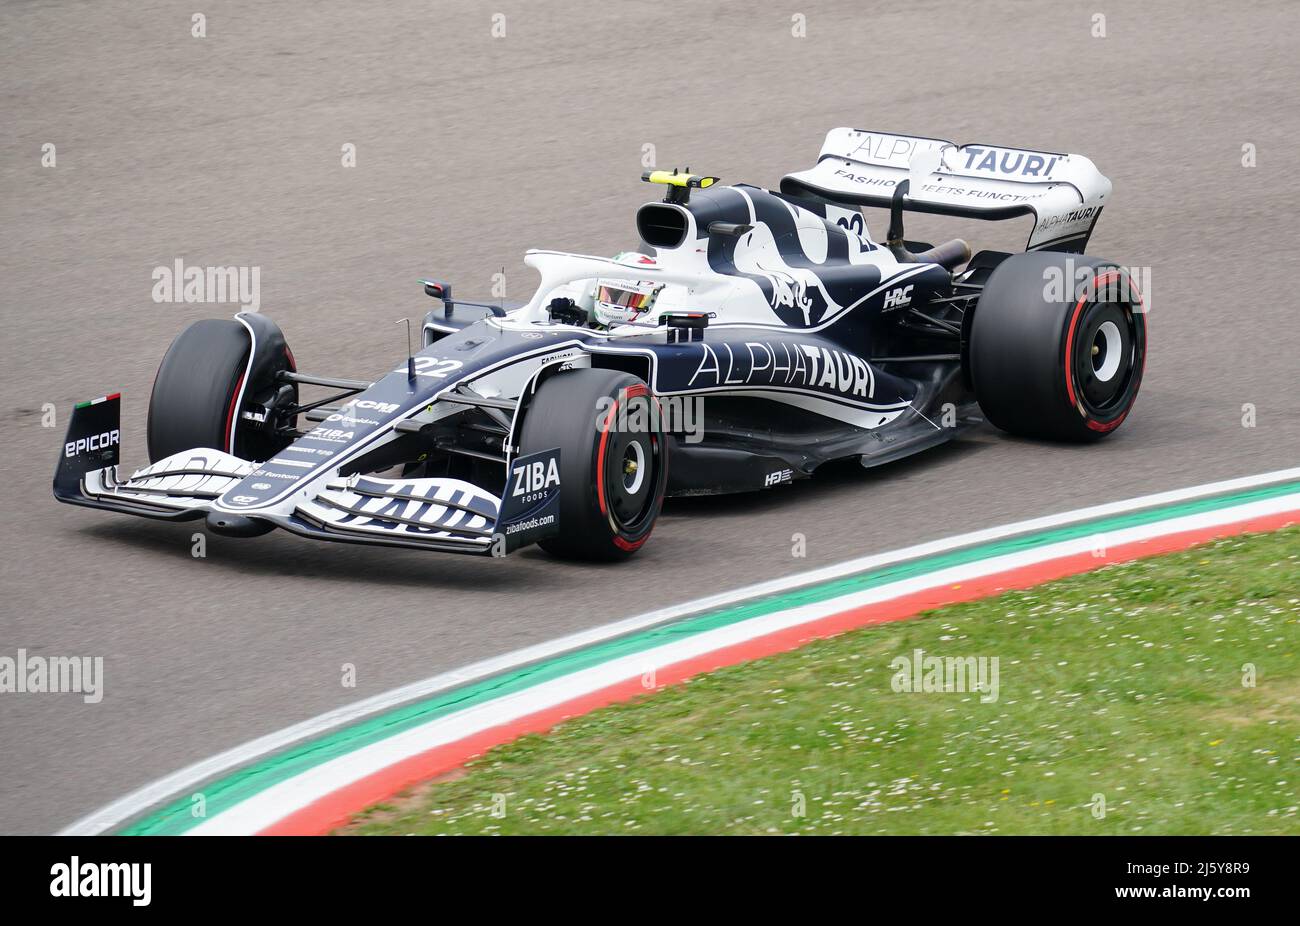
[65,429,120,458]
[511,457,560,497]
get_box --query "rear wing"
[780,128,1111,253]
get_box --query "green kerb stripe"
[122,480,1300,834]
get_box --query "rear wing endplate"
[780,128,1112,253]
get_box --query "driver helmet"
[591,277,662,328]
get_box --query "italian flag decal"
[75,393,120,409]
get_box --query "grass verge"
[345,527,1300,835]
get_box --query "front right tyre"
[518,368,668,561]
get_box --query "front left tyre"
[147,315,297,462]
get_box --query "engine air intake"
[636,203,690,249]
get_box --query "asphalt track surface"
[2,1,1297,834]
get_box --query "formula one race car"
[54,129,1146,561]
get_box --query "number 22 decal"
[836,213,865,237]
[396,358,464,378]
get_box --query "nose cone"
[206,511,275,537]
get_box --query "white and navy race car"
[54,129,1146,561]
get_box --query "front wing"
[53,394,561,555]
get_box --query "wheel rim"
[600,396,661,533]
[1091,320,1123,383]
[621,440,646,495]
[1074,298,1140,415]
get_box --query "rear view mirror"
[420,278,450,301]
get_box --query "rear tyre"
[147,316,297,462]
[518,369,668,561]
[969,252,1146,441]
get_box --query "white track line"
[190,490,1300,835]
[57,466,1300,835]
